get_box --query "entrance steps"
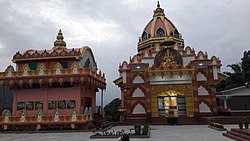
[223,128,250,141]
[124,117,147,125]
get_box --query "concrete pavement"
[0,125,237,141]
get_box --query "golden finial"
[157,1,160,8]
[53,29,67,50]
[153,1,165,17]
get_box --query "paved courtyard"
[0,125,237,141]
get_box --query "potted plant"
[142,124,149,135]
[243,117,249,129]
[237,117,244,129]
[193,112,201,123]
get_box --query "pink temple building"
[0,30,106,130]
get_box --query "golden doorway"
[157,90,186,117]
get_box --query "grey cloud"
[0,0,250,105]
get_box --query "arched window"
[84,58,90,68]
[156,28,165,37]
[142,31,148,40]
[172,29,179,38]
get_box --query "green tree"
[216,50,250,91]
[242,50,250,82]
[104,98,121,122]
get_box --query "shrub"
[193,112,201,121]
[87,122,95,130]
[210,122,224,129]
[237,117,244,129]
[243,117,249,129]
[100,124,110,129]
[142,124,149,135]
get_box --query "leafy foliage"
[216,50,250,91]
[210,122,224,129]
[104,98,121,122]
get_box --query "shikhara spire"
[53,29,67,49]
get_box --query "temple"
[114,2,226,124]
[0,30,106,130]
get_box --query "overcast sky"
[0,0,250,106]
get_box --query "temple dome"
[141,2,180,40]
[138,2,183,52]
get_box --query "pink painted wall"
[80,87,96,114]
[12,86,97,116]
[47,88,80,115]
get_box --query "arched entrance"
[157,90,186,117]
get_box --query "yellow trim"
[218,73,228,81]
[22,64,30,71]
[5,65,14,73]
[114,77,123,85]
[13,56,80,62]
[150,17,157,37]
[161,16,171,36]
[38,63,46,70]
[158,90,184,97]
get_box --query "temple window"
[156,28,165,37]
[67,100,76,109]
[198,86,209,96]
[85,97,92,108]
[17,102,25,110]
[28,63,37,70]
[35,101,43,110]
[23,67,28,76]
[39,66,44,75]
[172,29,179,38]
[132,103,146,114]
[132,88,145,97]
[26,101,34,110]
[142,31,148,40]
[84,58,91,69]
[212,59,216,64]
[58,100,66,109]
[132,76,144,83]
[56,66,61,75]
[197,72,207,81]
[7,70,12,77]
[48,101,57,110]
[72,64,78,74]
[199,55,203,60]
[59,61,68,69]
[199,102,211,113]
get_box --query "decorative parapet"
[0,66,106,89]
[13,48,82,62]
[148,68,195,77]
[0,109,93,127]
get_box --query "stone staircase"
[223,128,250,141]
[124,116,147,125]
